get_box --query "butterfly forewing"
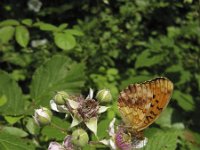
[118,77,174,131]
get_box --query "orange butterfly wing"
[118,77,173,131]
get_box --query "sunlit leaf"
[54,32,76,51]
[0,95,7,107]
[21,19,33,26]
[15,26,30,47]
[0,26,15,43]
[2,127,28,137]
[0,19,19,27]
[145,129,179,150]
[38,22,58,31]
[30,55,85,106]
[0,71,24,115]
[0,132,35,150]
[4,115,24,125]
[64,29,84,36]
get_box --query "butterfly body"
[118,77,174,132]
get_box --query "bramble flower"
[100,118,148,150]
[68,89,109,135]
[27,0,42,12]
[33,107,52,126]
[50,88,109,135]
[115,128,132,150]
[31,39,47,47]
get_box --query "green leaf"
[21,19,33,26]
[26,118,39,135]
[173,90,195,111]
[145,129,178,150]
[195,74,200,90]
[97,119,111,138]
[2,127,28,137]
[166,64,191,85]
[0,26,15,43]
[58,23,68,31]
[155,107,173,128]
[0,19,20,27]
[156,107,184,129]
[15,26,30,47]
[0,71,24,115]
[30,55,85,106]
[37,22,58,31]
[0,132,35,150]
[135,50,164,68]
[4,116,24,125]
[42,116,70,140]
[64,29,84,36]
[54,32,76,51]
[0,95,7,106]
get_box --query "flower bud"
[71,128,89,147]
[33,107,52,126]
[54,91,69,105]
[96,89,112,103]
[63,135,74,150]
[48,142,65,150]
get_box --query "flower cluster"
[33,88,112,149]
[49,88,110,135]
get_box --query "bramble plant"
[0,0,200,149]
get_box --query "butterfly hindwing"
[118,77,174,131]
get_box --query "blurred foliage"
[0,0,200,149]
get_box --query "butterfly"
[118,77,174,137]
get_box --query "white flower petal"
[109,118,116,136]
[65,114,69,119]
[99,139,109,146]
[70,115,81,128]
[85,117,97,136]
[68,99,79,109]
[50,100,68,113]
[133,137,148,149]
[86,88,94,100]
[56,105,68,113]
[33,116,40,126]
[50,100,59,112]
[109,139,117,150]
[98,106,110,114]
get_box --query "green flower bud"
[71,128,89,147]
[33,107,52,126]
[54,91,69,105]
[96,89,112,103]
